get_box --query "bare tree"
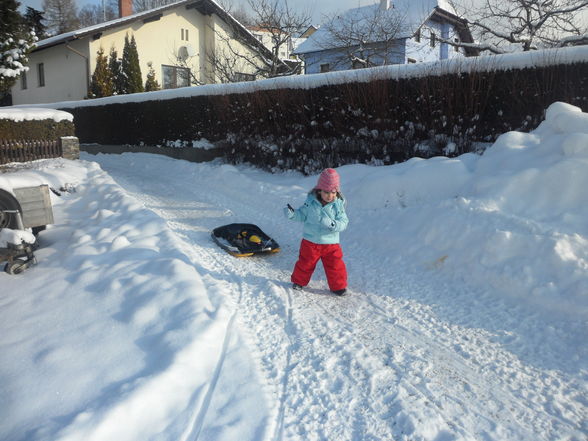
[318,5,408,70]
[78,1,118,27]
[132,0,176,13]
[447,0,588,53]
[42,0,80,35]
[175,30,273,85]
[173,0,310,85]
[247,0,311,76]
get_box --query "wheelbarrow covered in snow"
[0,185,54,274]
[211,223,280,257]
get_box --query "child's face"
[320,189,337,203]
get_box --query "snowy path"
[92,153,585,441]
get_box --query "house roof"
[34,0,189,50]
[32,0,274,62]
[294,0,462,55]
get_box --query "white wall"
[10,40,89,105]
[405,19,466,63]
[88,8,208,87]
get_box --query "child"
[284,168,349,295]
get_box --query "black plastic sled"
[211,223,280,257]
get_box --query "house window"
[21,72,27,89]
[430,32,436,48]
[320,63,330,73]
[415,29,421,43]
[181,28,189,41]
[352,59,364,69]
[233,72,255,82]
[454,38,460,51]
[162,65,190,89]
[37,63,45,87]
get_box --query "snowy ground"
[1,102,587,441]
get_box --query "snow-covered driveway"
[90,152,585,441]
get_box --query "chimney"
[380,0,391,9]
[119,0,132,17]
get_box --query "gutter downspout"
[65,43,91,95]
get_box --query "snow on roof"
[10,45,587,111]
[0,107,73,122]
[35,0,189,50]
[295,0,455,55]
[33,0,252,51]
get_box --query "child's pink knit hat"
[315,168,340,192]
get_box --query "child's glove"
[321,215,336,230]
[284,204,295,219]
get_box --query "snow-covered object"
[0,228,35,248]
[0,34,35,80]
[0,107,73,122]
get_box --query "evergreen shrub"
[0,119,75,140]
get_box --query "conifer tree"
[89,47,113,98]
[144,62,160,92]
[23,7,47,40]
[121,33,144,94]
[0,0,36,95]
[108,46,124,95]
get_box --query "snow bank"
[0,159,267,441]
[346,102,588,315]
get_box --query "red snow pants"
[291,239,347,291]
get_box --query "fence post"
[60,137,80,160]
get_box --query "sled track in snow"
[270,286,293,441]
[97,156,586,441]
[181,304,239,441]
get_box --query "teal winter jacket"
[285,192,348,244]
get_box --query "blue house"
[294,0,477,74]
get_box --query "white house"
[247,25,293,60]
[294,0,477,74]
[11,0,274,105]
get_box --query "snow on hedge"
[10,45,588,110]
[0,107,74,122]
